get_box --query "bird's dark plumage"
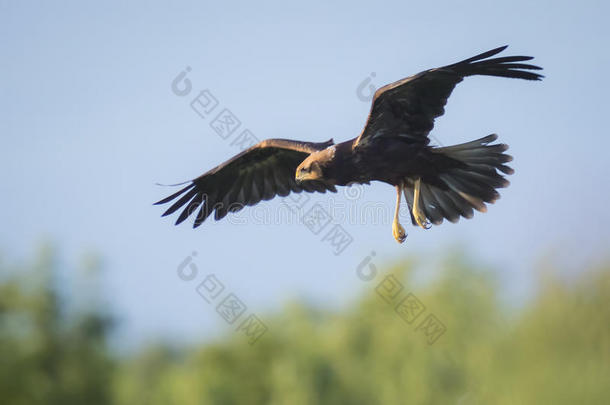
[155,139,336,227]
[155,46,542,239]
[354,45,542,148]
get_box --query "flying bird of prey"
[155,46,542,243]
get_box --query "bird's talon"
[392,222,407,243]
[412,177,431,230]
[392,183,408,243]
[415,213,431,230]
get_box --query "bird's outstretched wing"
[354,45,543,149]
[155,138,336,227]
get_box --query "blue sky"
[1,0,609,347]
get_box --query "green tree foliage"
[0,246,114,405]
[1,247,609,404]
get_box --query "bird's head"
[295,146,336,183]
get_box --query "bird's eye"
[301,166,309,172]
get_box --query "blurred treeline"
[1,246,609,405]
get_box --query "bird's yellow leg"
[392,183,407,243]
[413,178,431,230]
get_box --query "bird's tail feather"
[404,134,513,225]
